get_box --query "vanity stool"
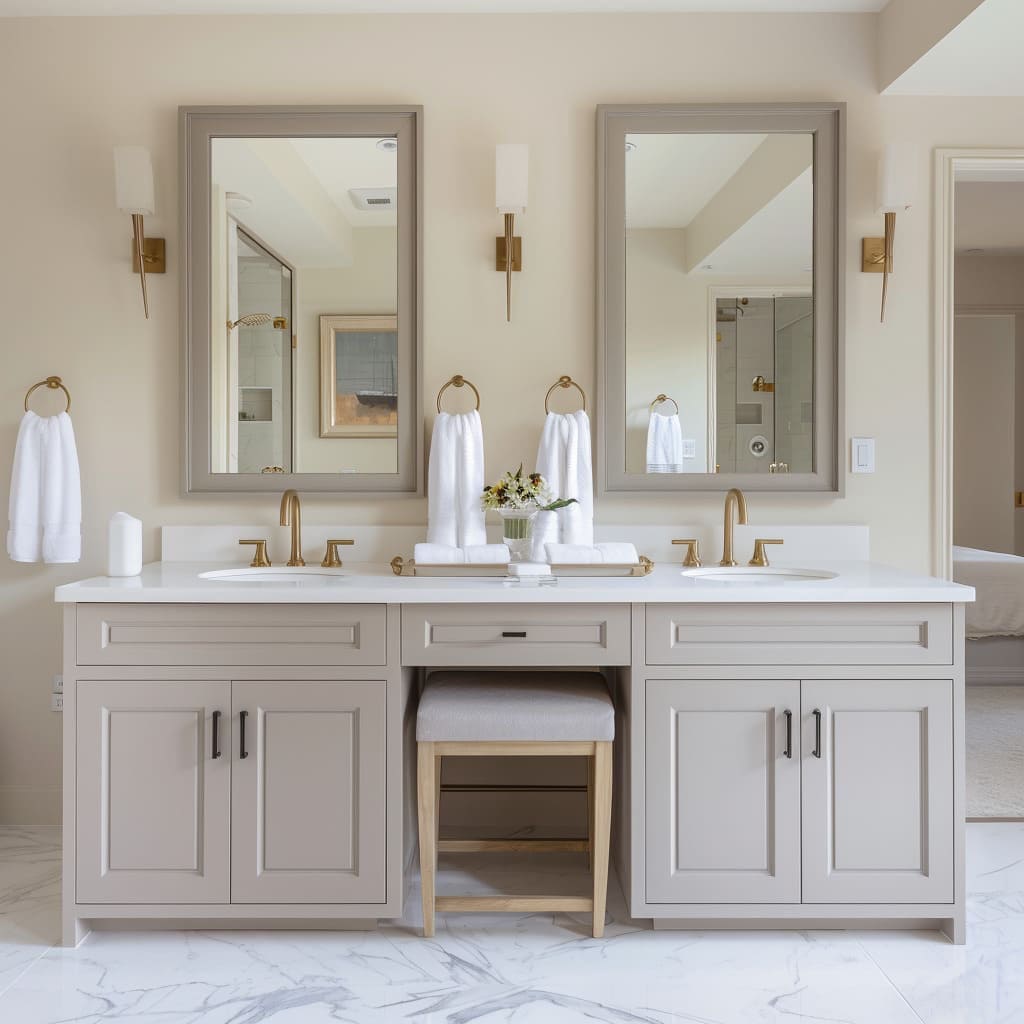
[416,670,614,938]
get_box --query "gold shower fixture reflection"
[227,314,288,330]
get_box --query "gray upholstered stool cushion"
[416,670,615,742]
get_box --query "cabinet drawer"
[402,604,631,666]
[76,604,387,667]
[646,603,952,666]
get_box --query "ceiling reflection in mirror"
[210,137,398,475]
[624,132,814,476]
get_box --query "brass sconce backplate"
[495,235,522,272]
[131,237,167,274]
[862,237,888,273]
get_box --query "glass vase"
[498,508,537,563]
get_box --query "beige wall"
[1,11,1022,823]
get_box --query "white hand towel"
[534,409,594,546]
[646,412,684,473]
[427,410,487,548]
[463,544,511,563]
[545,542,641,565]
[7,412,44,562]
[41,412,81,563]
[596,542,639,564]
[414,543,465,564]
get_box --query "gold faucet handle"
[749,538,784,568]
[672,538,702,568]
[321,539,354,568]
[239,539,271,568]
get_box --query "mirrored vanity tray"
[389,555,654,578]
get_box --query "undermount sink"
[199,567,348,584]
[682,567,838,584]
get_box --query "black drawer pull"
[812,709,822,759]
[211,710,221,759]
[502,631,528,638]
[783,710,793,759]
[239,709,249,760]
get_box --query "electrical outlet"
[52,674,63,693]
[50,693,63,712]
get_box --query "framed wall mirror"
[597,103,844,493]
[182,106,422,493]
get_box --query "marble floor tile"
[2,827,1024,1023]
[0,827,60,998]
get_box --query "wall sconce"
[114,146,165,319]
[495,143,528,322]
[862,143,913,323]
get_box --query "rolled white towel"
[529,509,559,562]
[546,542,640,564]
[463,544,511,564]
[508,561,551,577]
[414,543,465,564]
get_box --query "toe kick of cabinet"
[401,604,632,666]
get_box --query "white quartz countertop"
[54,561,975,604]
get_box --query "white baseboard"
[0,786,60,826]
[966,669,1024,686]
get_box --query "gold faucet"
[720,488,748,567]
[279,489,305,567]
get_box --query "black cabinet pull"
[239,710,249,759]
[812,709,822,759]
[502,631,527,638]
[211,710,221,760]
[783,710,793,759]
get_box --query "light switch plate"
[50,693,63,712]
[851,437,875,474]
[682,439,696,459]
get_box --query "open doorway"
[938,152,1024,820]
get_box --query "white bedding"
[953,545,1024,638]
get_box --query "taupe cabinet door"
[76,680,231,904]
[801,679,954,904]
[646,679,801,903]
[230,681,387,904]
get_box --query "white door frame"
[933,148,1024,579]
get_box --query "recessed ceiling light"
[625,141,637,153]
[376,138,398,153]
[701,264,714,271]
[225,191,253,211]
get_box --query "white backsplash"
[162,523,870,565]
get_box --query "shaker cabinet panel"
[645,679,801,904]
[230,680,387,904]
[76,680,231,904]
[801,679,954,904]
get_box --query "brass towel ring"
[24,376,71,413]
[436,374,481,414]
[544,374,587,414]
[650,393,679,415]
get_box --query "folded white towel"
[508,562,551,577]
[427,410,487,548]
[546,542,640,565]
[646,412,683,473]
[535,409,594,546]
[414,543,511,565]
[7,411,81,564]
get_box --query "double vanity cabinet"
[56,562,971,945]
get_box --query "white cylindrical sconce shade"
[876,143,914,214]
[114,146,155,215]
[495,144,528,215]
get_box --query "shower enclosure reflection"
[714,294,813,474]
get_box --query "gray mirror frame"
[597,103,845,494]
[181,105,423,495]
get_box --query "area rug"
[967,685,1024,818]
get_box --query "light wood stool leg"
[591,741,613,939]
[587,753,595,871]
[434,755,443,854]
[417,742,437,937]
